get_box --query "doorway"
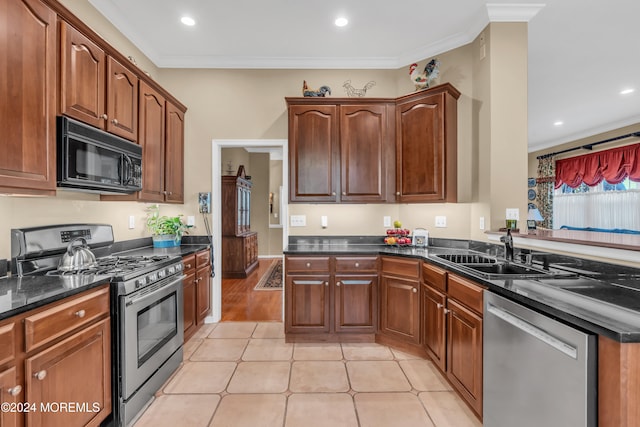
[210,139,288,322]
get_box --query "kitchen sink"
[433,252,577,280]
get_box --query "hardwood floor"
[221,258,283,321]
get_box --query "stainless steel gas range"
[11,224,184,427]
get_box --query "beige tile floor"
[133,322,482,427]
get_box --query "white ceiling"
[89,0,640,151]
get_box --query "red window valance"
[555,142,640,189]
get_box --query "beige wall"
[0,1,533,261]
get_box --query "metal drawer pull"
[306,263,311,268]
[443,308,451,314]
[101,114,108,120]
[336,282,341,287]
[8,385,22,396]
[75,309,86,318]
[112,118,119,125]
[185,264,192,269]
[354,262,360,268]
[324,282,329,286]
[412,288,417,293]
[34,370,47,381]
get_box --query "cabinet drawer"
[335,256,378,272]
[422,262,447,292]
[286,257,331,273]
[381,256,420,279]
[0,322,15,366]
[447,274,485,315]
[195,249,211,268]
[24,286,109,353]
[182,254,196,272]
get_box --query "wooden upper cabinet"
[396,84,460,202]
[61,21,140,142]
[0,0,57,195]
[60,21,106,128]
[340,104,392,202]
[138,81,166,202]
[106,57,138,141]
[165,102,185,203]
[288,104,339,202]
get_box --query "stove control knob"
[137,277,147,287]
[175,264,183,272]
[158,270,167,279]
[168,266,176,274]
[149,272,158,282]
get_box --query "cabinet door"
[60,21,106,128]
[196,266,211,324]
[183,269,197,341]
[288,105,339,202]
[380,275,420,344]
[396,92,447,202]
[25,318,111,427]
[422,284,446,371]
[0,367,20,427]
[446,299,483,416]
[106,57,138,141]
[165,102,185,203]
[0,0,56,195]
[138,81,166,202]
[285,275,330,333]
[340,104,390,202]
[334,275,377,333]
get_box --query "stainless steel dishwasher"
[483,292,597,427]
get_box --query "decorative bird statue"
[343,80,376,97]
[302,80,331,97]
[409,59,441,91]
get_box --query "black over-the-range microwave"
[57,116,142,194]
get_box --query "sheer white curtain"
[553,190,640,231]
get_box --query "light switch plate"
[383,216,391,227]
[187,216,195,226]
[290,215,306,227]
[128,215,135,229]
[435,216,447,228]
[506,208,520,220]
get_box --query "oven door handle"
[124,274,185,307]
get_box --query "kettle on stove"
[58,237,98,272]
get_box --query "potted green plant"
[145,205,191,248]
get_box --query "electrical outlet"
[321,216,328,228]
[198,192,211,213]
[187,216,195,226]
[479,216,485,230]
[383,216,391,227]
[290,215,306,227]
[435,216,447,228]
[506,208,520,220]
[128,215,135,229]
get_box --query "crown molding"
[486,3,545,22]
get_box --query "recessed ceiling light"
[335,17,348,27]
[181,16,196,26]
[554,121,564,126]
[620,88,635,95]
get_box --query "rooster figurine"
[343,80,376,97]
[409,59,440,91]
[302,80,331,97]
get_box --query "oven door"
[120,274,184,400]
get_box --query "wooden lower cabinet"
[379,257,421,345]
[422,263,484,418]
[182,249,212,342]
[285,255,378,340]
[222,232,258,278]
[0,285,111,427]
[25,319,111,427]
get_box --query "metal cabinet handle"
[112,118,119,125]
[34,370,47,381]
[412,288,417,293]
[354,262,360,268]
[336,281,341,287]
[342,192,346,196]
[7,385,22,396]
[324,281,329,287]
[443,308,451,314]
[75,309,86,318]
[101,114,108,120]
[396,191,401,196]
[331,192,336,196]
[436,303,443,309]
[306,262,311,268]
[185,264,192,269]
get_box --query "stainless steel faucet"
[500,229,514,261]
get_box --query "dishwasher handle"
[487,303,578,359]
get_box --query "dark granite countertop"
[0,237,211,322]
[285,236,640,343]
